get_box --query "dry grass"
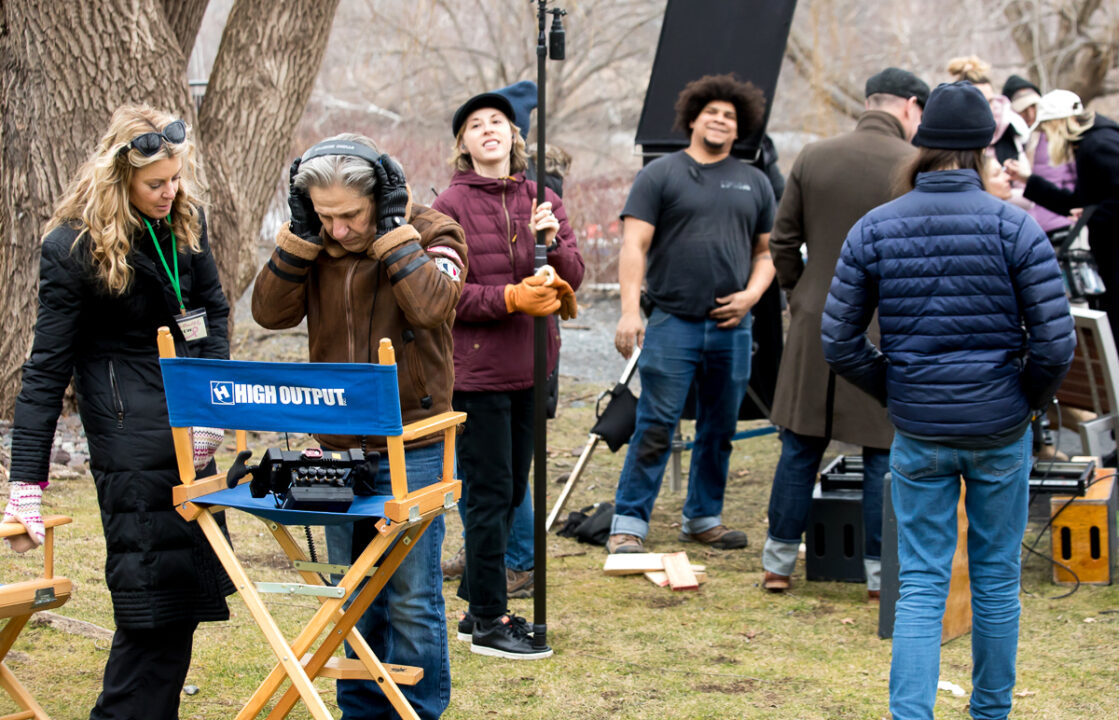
[3,381,1118,719]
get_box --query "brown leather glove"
[504,274,561,316]
[551,275,578,320]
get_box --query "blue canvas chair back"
[159,356,406,525]
[160,357,403,437]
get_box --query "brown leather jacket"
[251,204,467,451]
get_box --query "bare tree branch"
[785,29,864,120]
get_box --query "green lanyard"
[143,216,185,313]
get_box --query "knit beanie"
[912,82,996,149]
[494,80,538,140]
[1001,74,1040,100]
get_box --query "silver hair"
[293,133,381,197]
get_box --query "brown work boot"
[762,571,791,593]
[506,568,534,599]
[441,546,466,581]
[867,589,881,603]
[606,533,644,554]
[679,524,748,550]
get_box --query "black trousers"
[89,622,197,720]
[455,388,533,619]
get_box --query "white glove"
[3,482,45,552]
[192,427,224,472]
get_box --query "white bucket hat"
[1030,89,1084,131]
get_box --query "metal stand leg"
[670,422,684,493]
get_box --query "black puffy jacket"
[11,212,234,628]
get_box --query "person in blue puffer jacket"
[821,82,1076,720]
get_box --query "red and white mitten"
[3,482,45,552]
[192,426,224,471]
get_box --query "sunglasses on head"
[122,120,187,157]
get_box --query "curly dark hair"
[673,73,767,139]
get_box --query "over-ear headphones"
[300,139,380,166]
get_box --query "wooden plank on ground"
[603,553,665,575]
[645,567,707,587]
[662,552,699,590]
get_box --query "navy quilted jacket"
[821,169,1075,438]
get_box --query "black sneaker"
[458,610,529,642]
[456,610,474,642]
[471,614,553,660]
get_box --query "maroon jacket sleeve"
[432,190,510,323]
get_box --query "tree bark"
[0,0,192,417]
[199,0,341,299]
[162,0,210,56]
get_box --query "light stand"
[532,0,565,655]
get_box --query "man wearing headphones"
[252,134,467,719]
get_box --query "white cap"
[1031,89,1084,131]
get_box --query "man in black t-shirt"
[608,74,776,554]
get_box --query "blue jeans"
[325,442,449,720]
[456,486,534,572]
[888,428,1031,720]
[764,429,887,575]
[611,309,752,539]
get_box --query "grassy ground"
[3,379,1118,719]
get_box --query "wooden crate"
[1051,471,1117,585]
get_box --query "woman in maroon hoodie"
[432,90,583,660]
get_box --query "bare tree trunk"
[162,0,210,56]
[199,0,341,299]
[0,0,192,417]
[0,0,339,418]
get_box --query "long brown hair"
[897,147,986,193]
[45,105,205,294]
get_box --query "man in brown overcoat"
[762,68,929,597]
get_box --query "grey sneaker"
[506,568,534,599]
[606,533,645,554]
[679,524,748,549]
[441,546,466,581]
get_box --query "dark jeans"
[611,309,752,539]
[766,428,887,564]
[455,388,534,619]
[89,622,197,720]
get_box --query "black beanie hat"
[1001,74,1040,100]
[452,92,516,138]
[912,82,996,150]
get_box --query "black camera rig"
[226,447,377,512]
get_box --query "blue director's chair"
[157,327,463,720]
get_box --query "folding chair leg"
[0,617,29,663]
[194,511,333,720]
[0,661,48,720]
[239,525,398,719]
[267,520,432,720]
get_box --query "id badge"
[176,308,209,341]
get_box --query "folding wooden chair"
[0,515,72,720]
[156,327,463,720]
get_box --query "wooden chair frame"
[0,515,72,720]
[157,328,463,720]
